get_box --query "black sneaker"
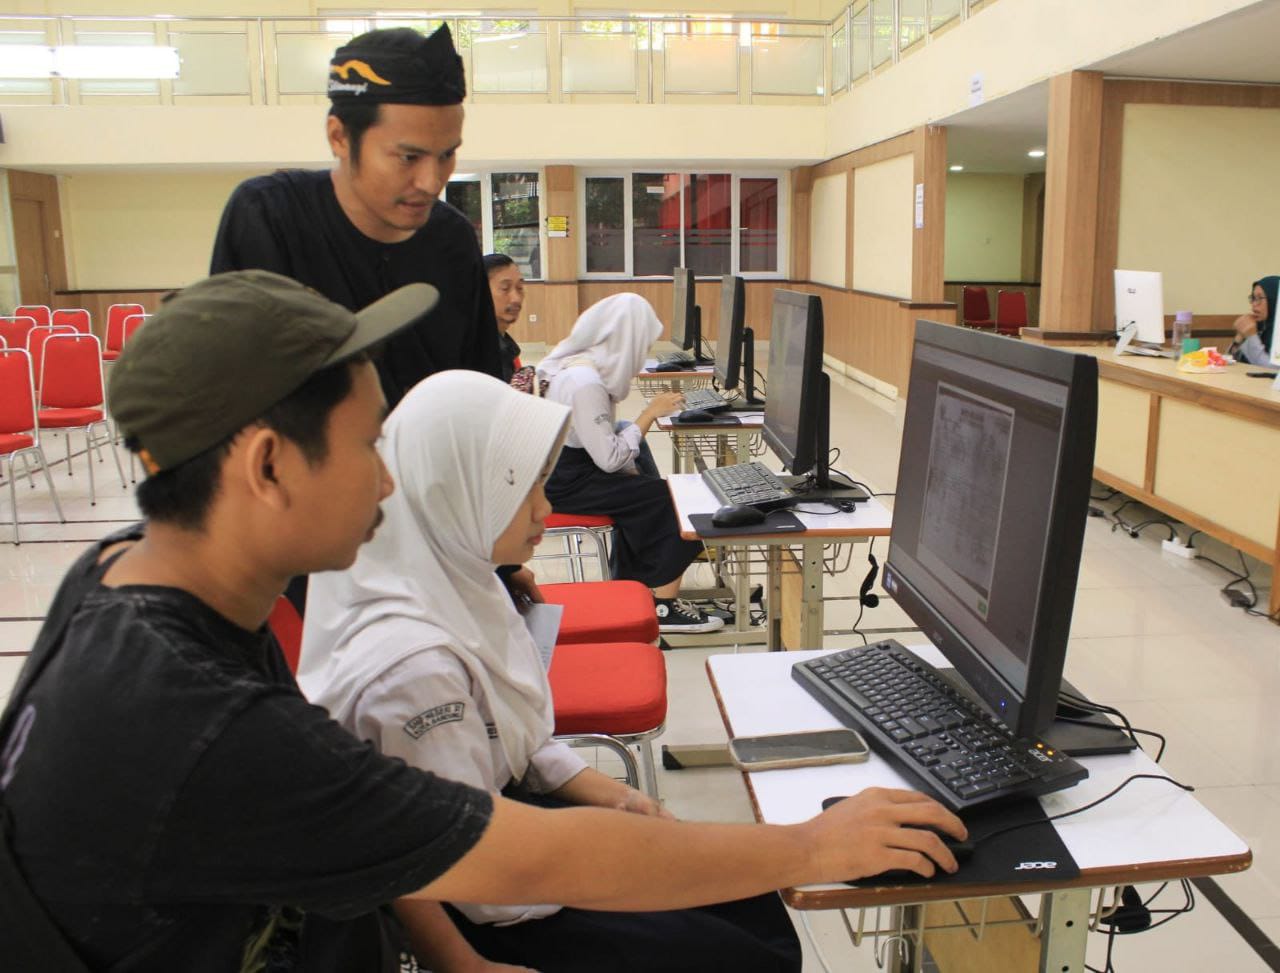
[655,598,726,634]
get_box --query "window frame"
[446,169,546,281]
[577,168,788,281]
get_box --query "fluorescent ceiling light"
[53,45,180,79]
[1,45,56,79]
[1027,148,1046,158]
[949,164,964,172]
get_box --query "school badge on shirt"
[403,701,465,739]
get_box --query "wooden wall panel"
[790,166,814,281]
[912,125,947,302]
[543,165,576,283]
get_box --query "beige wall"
[808,171,846,288]
[944,172,1024,281]
[823,0,1260,161]
[851,153,912,298]
[62,171,255,289]
[1117,103,1280,315]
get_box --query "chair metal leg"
[36,447,65,524]
[65,432,72,477]
[637,739,659,798]
[85,429,97,505]
[5,455,17,545]
[559,733,641,790]
[98,421,127,489]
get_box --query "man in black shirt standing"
[210,24,502,406]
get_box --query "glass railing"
[0,2,988,108]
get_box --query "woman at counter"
[1231,275,1278,365]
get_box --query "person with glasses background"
[1230,276,1279,366]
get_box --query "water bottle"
[1171,310,1192,353]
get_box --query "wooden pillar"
[911,125,947,303]
[1039,70,1104,331]
[791,165,814,281]
[538,164,580,341]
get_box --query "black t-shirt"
[0,527,493,971]
[209,169,503,407]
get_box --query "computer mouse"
[651,361,686,373]
[711,504,767,528]
[822,798,973,882]
[675,409,716,423]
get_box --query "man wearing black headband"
[210,25,502,406]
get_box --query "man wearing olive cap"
[211,24,502,406]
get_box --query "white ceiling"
[941,0,1280,175]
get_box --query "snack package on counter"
[1176,347,1230,373]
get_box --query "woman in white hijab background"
[537,294,724,635]
[299,370,801,973]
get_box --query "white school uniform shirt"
[545,364,643,473]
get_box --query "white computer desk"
[667,473,892,652]
[707,649,1252,972]
[655,411,764,473]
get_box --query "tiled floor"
[1,368,1276,972]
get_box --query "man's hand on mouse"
[800,787,966,881]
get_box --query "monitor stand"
[732,327,766,409]
[1045,678,1138,757]
[779,474,870,505]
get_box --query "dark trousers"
[445,893,801,973]
[546,446,703,589]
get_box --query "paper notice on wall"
[969,72,984,107]
[915,183,925,229]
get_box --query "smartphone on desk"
[729,728,869,771]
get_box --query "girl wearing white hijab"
[299,370,801,973]
[537,294,723,634]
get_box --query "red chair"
[26,325,77,392]
[0,348,65,543]
[13,305,50,328]
[543,580,660,645]
[538,512,616,581]
[37,333,126,505]
[122,313,148,344]
[995,290,1029,338]
[0,316,36,352]
[549,641,667,795]
[102,304,145,361]
[51,308,91,333]
[962,286,995,330]
[267,596,305,674]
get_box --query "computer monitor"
[761,290,865,503]
[670,268,709,361]
[713,275,765,406]
[882,320,1125,755]
[1114,269,1165,345]
[762,290,821,478]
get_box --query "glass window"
[899,0,927,51]
[585,177,625,273]
[739,178,778,274]
[445,181,482,248]
[931,0,964,30]
[633,173,681,278]
[684,173,731,277]
[871,0,893,68]
[850,2,871,80]
[491,172,541,279]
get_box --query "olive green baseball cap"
[109,270,437,474]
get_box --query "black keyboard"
[792,641,1087,812]
[682,388,730,412]
[701,462,796,511]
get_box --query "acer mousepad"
[822,795,1079,887]
[689,510,805,537]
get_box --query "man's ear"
[326,114,349,161]
[239,427,291,512]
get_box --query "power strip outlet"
[1161,538,1198,559]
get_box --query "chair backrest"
[38,334,105,409]
[962,286,991,322]
[267,596,304,675]
[0,316,36,352]
[26,326,57,386]
[13,305,50,328]
[51,308,91,334]
[0,349,37,436]
[122,313,149,344]
[996,290,1029,329]
[104,304,145,352]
